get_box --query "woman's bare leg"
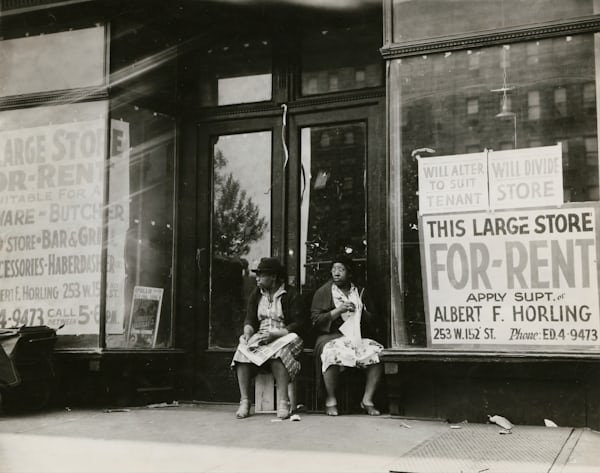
[236,363,253,401]
[270,358,290,403]
[361,362,383,406]
[323,365,340,407]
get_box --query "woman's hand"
[239,325,255,345]
[331,302,356,319]
[248,329,288,345]
[248,332,271,345]
[268,328,289,340]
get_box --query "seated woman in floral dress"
[311,255,384,416]
[231,257,305,419]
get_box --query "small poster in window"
[127,286,163,348]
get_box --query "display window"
[389,34,600,353]
[0,15,177,350]
[104,105,176,349]
[0,23,108,349]
[105,16,177,349]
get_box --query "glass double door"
[198,106,379,349]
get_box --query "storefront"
[1,0,600,428]
[382,0,600,428]
[0,0,385,408]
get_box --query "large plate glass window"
[389,34,600,353]
[105,16,178,349]
[105,106,176,349]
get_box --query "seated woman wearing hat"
[231,257,305,420]
[311,255,384,416]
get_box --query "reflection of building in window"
[554,87,567,116]
[344,131,354,145]
[328,73,339,91]
[560,139,570,169]
[526,42,539,65]
[529,139,543,148]
[467,98,479,115]
[500,46,511,68]
[528,90,540,120]
[355,69,366,85]
[468,51,480,71]
[584,136,598,165]
[585,136,599,200]
[306,76,318,94]
[583,82,596,113]
[300,24,383,96]
[586,174,599,200]
[304,123,366,289]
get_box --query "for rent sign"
[420,206,600,348]
[0,115,128,335]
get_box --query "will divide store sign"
[417,145,600,350]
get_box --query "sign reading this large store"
[418,145,600,349]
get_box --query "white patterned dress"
[321,283,383,372]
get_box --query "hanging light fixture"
[491,46,515,118]
[491,45,517,147]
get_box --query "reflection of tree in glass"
[213,149,267,257]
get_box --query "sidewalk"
[0,403,597,473]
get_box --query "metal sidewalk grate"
[391,424,573,473]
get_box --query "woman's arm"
[311,284,341,333]
[239,324,255,344]
[242,289,260,333]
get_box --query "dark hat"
[252,257,284,275]
[331,254,354,272]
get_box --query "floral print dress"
[320,283,383,372]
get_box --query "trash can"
[0,326,57,412]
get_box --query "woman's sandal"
[235,399,251,419]
[325,404,339,416]
[277,400,291,419]
[360,402,381,416]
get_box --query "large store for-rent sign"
[418,145,600,349]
